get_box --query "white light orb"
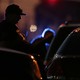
[30,25,37,32]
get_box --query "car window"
[56,28,80,56]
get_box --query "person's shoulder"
[0,20,7,25]
[0,20,5,29]
[32,37,44,44]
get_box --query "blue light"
[30,28,56,44]
[42,28,56,37]
[30,35,42,44]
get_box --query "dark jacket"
[0,20,32,53]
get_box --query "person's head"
[5,4,26,24]
[42,28,55,43]
[44,30,54,43]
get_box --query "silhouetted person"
[31,29,55,80]
[32,29,55,63]
[0,4,32,53]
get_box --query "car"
[0,47,42,80]
[44,25,79,66]
[47,56,80,80]
[46,27,80,80]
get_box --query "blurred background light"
[0,0,80,42]
[30,25,37,32]
[47,0,59,5]
[42,28,56,37]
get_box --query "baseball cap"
[6,4,26,15]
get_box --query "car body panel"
[46,28,80,80]
[0,47,42,80]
